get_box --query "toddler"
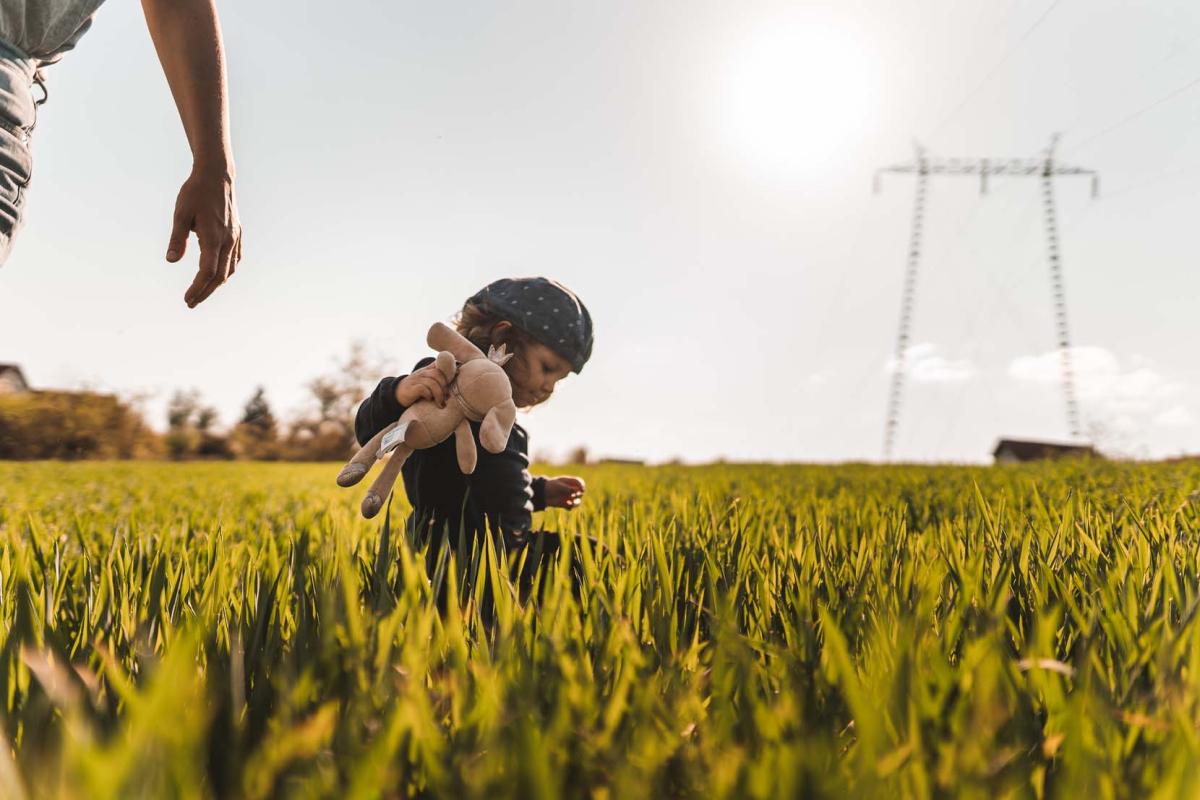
[354,277,593,579]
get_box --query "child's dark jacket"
[354,357,547,541]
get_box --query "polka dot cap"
[466,277,594,373]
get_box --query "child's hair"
[455,301,538,355]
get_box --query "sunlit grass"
[1,459,1200,797]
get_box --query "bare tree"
[288,342,388,460]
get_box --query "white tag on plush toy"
[379,422,410,457]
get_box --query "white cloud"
[885,343,975,383]
[1154,405,1194,428]
[1008,348,1196,452]
[1008,346,1180,413]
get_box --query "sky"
[2,0,1200,463]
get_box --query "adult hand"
[544,476,586,509]
[396,364,451,408]
[166,166,242,308]
[141,0,240,309]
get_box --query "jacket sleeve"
[353,357,435,445]
[530,476,547,512]
[460,422,536,534]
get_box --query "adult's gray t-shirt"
[0,0,105,64]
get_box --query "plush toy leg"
[337,423,394,487]
[453,418,477,474]
[361,444,412,519]
[479,398,517,453]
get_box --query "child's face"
[505,340,573,409]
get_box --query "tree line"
[0,345,381,461]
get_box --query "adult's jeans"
[0,39,37,266]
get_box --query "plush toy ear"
[428,322,484,364]
[435,350,457,380]
[479,399,516,454]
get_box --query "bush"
[0,391,162,460]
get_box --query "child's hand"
[396,364,450,408]
[544,476,586,509]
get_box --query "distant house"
[0,364,29,395]
[992,438,1100,464]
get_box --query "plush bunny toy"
[337,322,518,519]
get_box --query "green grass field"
[2,459,1200,798]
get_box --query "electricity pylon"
[875,135,1099,461]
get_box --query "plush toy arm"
[337,421,396,487]
[427,322,485,365]
[453,418,478,473]
[479,398,517,453]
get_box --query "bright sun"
[717,21,878,174]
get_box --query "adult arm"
[141,0,242,308]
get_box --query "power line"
[1047,17,1200,158]
[1101,161,1200,201]
[929,0,1064,140]
[1065,74,1200,155]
